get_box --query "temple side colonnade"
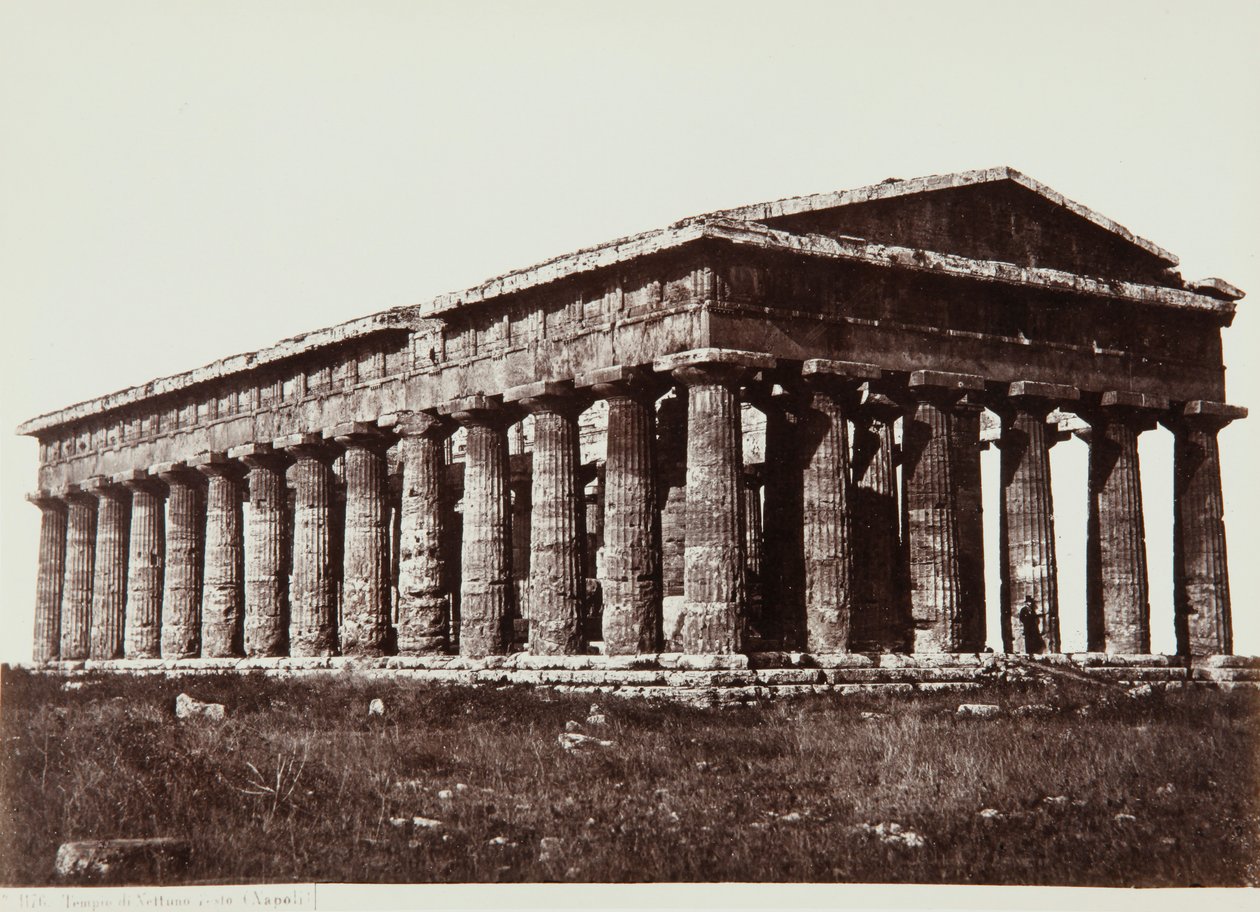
[20,169,1248,666]
[27,350,1244,663]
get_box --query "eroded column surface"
[331,423,393,656]
[60,489,97,660]
[445,399,515,657]
[902,371,984,653]
[394,412,452,654]
[29,492,67,662]
[851,390,907,652]
[508,382,586,655]
[155,465,203,658]
[1086,392,1163,654]
[952,398,987,652]
[659,350,773,654]
[742,468,764,633]
[760,386,806,647]
[582,368,661,655]
[194,455,245,658]
[1171,401,1245,656]
[656,390,688,614]
[799,360,880,652]
[233,443,291,657]
[87,477,131,660]
[279,435,338,656]
[120,472,165,659]
[999,383,1076,654]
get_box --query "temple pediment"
[710,167,1182,286]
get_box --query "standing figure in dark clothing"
[1018,595,1047,655]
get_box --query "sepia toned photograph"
[1,1,1257,906]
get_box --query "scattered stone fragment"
[695,761,711,771]
[978,808,1004,820]
[174,693,226,721]
[437,789,455,800]
[1043,795,1069,807]
[412,817,442,829]
[858,822,925,848]
[55,838,191,884]
[1156,783,1176,797]
[558,732,615,751]
[1013,703,1056,717]
[455,783,469,792]
[61,681,85,691]
[564,866,581,879]
[1126,684,1155,699]
[368,698,385,716]
[538,836,563,862]
[1114,813,1137,823]
[565,720,582,733]
[586,713,608,726]
[859,711,890,721]
[589,703,602,714]
[488,836,510,846]
[388,817,408,828]
[955,703,1001,719]
[780,812,803,823]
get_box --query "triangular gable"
[707,167,1181,285]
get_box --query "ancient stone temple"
[19,168,1251,689]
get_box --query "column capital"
[324,421,393,449]
[503,379,591,416]
[998,381,1081,420]
[379,410,453,440]
[149,460,202,485]
[802,358,882,383]
[1093,389,1170,432]
[857,384,904,424]
[189,450,247,480]
[654,348,775,389]
[576,364,662,400]
[26,489,68,511]
[1166,399,1248,432]
[439,394,517,428]
[907,370,986,404]
[228,441,293,470]
[274,432,338,461]
[112,468,167,495]
[82,474,129,498]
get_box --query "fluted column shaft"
[157,467,203,658]
[196,458,245,658]
[851,394,907,652]
[517,394,585,655]
[952,400,986,651]
[761,392,805,647]
[656,391,688,608]
[122,477,165,658]
[742,470,764,632]
[334,426,393,656]
[1172,402,1243,656]
[61,492,97,660]
[902,373,983,653]
[395,413,452,654]
[235,446,290,656]
[283,439,337,656]
[30,493,67,662]
[674,364,748,654]
[449,405,515,656]
[88,480,131,660]
[1087,399,1157,654]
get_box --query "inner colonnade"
[27,352,1242,663]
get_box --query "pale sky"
[3,0,1258,662]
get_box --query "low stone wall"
[15,653,1260,704]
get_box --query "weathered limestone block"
[999,382,1077,654]
[443,397,515,656]
[902,371,984,652]
[331,423,393,655]
[507,382,587,655]
[278,434,338,656]
[29,491,67,662]
[118,471,166,659]
[193,454,246,658]
[232,443,291,657]
[851,388,908,651]
[799,360,879,652]
[1086,392,1164,654]
[154,464,203,659]
[86,477,131,661]
[952,398,987,651]
[581,367,662,655]
[393,411,452,654]
[658,350,774,653]
[1170,401,1246,656]
[55,837,190,885]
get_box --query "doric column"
[440,396,516,657]
[153,463,203,658]
[327,423,394,656]
[952,397,987,652]
[60,487,97,661]
[275,434,337,656]
[851,388,908,652]
[1169,400,1246,656]
[742,466,764,632]
[799,359,881,652]
[758,383,807,647]
[85,476,131,660]
[655,349,774,654]
[390,411,453,654]
[901,370,985,653]
[192,453,246,658]
[28,490,68,662]
[117,470,165,659]
[655,389,688,612]
[1085,391,1166,654]
[579,366,662,655]
[997,382,1078,654]
[506,381,588,655]
[230,443,291,657]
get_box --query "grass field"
[1,667,1256,886]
